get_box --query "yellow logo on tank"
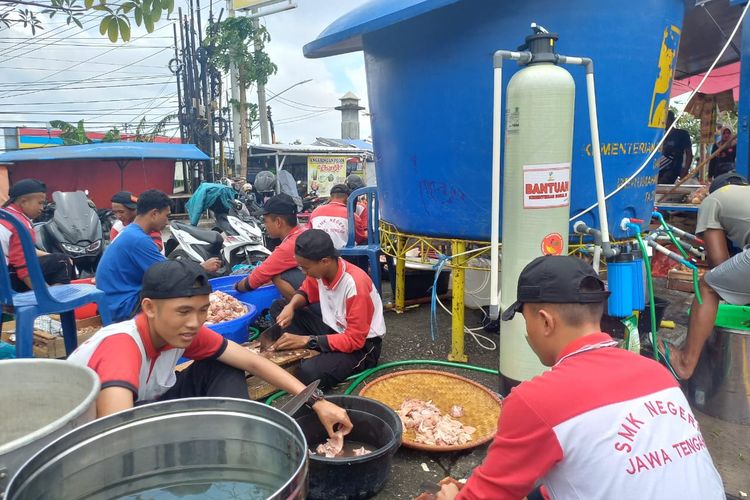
[648,25,681,129]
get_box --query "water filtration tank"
[304,0,685,240]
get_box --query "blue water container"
[305,0,684,240]
[631,249,646,311]
[607,253,635,318]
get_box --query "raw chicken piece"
[397,399,476,447]
[449,405,465,418]
[206,291,248,324]
[352,446,371,457]
[315,431,344,458]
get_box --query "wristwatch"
[306,388,325,406]
[306,336,319,350]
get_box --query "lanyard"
[554,340,618,367]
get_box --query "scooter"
[166,201,270,276]
[34,191,105,276]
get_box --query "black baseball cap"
[256,193,298,215]
[9,179,46,200]
[501,256,610,321]
[709,171,748,194]
[295,228,338,261]
[111,191,138,209]
[142,260,212,300]
[329,184,350,196]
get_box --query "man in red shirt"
[68,259,352,439]
[110,191,164,252]
[234,193,306,300]
[308,184,365,249]
[0,178,75,291]
[432,256,723,500]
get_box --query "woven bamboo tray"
[359,369,502,452]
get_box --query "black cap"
[345,174,365,191]
[111,191,138,209]
[709,171,748,194]
[329,184,350,196]
[501,255,610,321]
[9,179,46,200]
[256,193,298,215]
[142,260,212,300]
[295,228,337,261]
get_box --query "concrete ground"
[313,277,749,499]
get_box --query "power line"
[1,96,181,106]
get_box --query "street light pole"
[251,78,313,133]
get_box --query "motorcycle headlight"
[86,240,101,252]
[61,242,85,254]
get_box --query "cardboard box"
[666,267,706,293]
[1,315,102,358]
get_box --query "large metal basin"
[5,398,308,499]
[0,360,99,491]
[689,327,750,425]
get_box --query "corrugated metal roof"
[0,142,210,163]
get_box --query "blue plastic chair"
[340,187,382,294]
[0,209,112,358]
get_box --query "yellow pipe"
[449,240,468,362]
[395,234,407,313]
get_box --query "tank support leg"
[395,234,407,313]
[449,240,468,362]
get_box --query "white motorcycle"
[166,201,270,276]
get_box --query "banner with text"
[307,156,348,197]
[522,163,571,209]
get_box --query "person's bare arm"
[96,386,135,417]
[276,293,308,328]
[218,341,353,437]
[35,248,47,257]
[702,229,730,268]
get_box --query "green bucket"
[713,304,750,331]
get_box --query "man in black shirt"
[658,111,693,184]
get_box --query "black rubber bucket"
[295,395,402,500]
[601,295,670,343]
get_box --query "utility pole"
[227,0,242,176]
[252,14,271,145]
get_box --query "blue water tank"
[305,0,685,241]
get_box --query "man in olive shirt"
[665,172,750,379]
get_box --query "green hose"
[653,212,689,260]
[692,270,703,305]
[263,359,501,406]
[631,229,659,361]
[248,326,260,341]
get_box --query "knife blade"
[278,379,320,416]
[259,323,282,352]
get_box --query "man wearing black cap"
[234,193,306,300]
[268,229,385,389]
[110,191,163,252]
[97,189,221,322]
[433,256,723,500]
[68,259,353,437]
[0,178,75,290]
[663,172,750,379]
[307,184,364,249]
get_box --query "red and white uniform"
[458,332,723,500]
[0,204,36,281]
[307,200,365,249]
[298,258,385,353]
[110,220,164,253]
[67,314,227,402]
[244,225,305,289]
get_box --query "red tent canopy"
[671,62,740,100]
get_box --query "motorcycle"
[166,199,270,276]
[33,191,105,276]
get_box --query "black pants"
[11,253,76,292]
[160,358,249,400]
[270,298,382,389]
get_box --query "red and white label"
[523,163,571,209]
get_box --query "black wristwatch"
[306,388,325,406]
[306,336,319,350]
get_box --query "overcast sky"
[0,0,371,144]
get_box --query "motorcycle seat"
[171,221,223,245]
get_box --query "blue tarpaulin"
[0,142,210,163]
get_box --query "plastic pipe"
[652,212,689,259]
[627,224,659,361]
[248,326,260,341]
[489,50,531,320]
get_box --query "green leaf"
[166,0,174,13]
[143,12,154,32]
[72,16,83,28]
[118,17,130,42]
[92,5,112,12]
[99,16,110,35]
[121,2,135,13]
[134,6,142,26]
[84,0,93,8]
[107,17,118,42]
[149,5,160,24]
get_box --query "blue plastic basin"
[206,301,257,345]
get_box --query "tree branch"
[0,0,85,11]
